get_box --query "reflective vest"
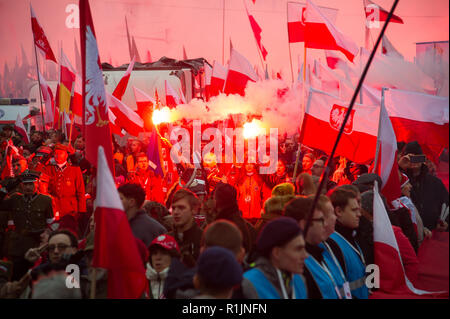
[244,268,307,299]
[305,255,341,299]
[319,242,348,298]
[329,232,369,299]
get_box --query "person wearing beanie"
[398,141,449,232]
[214,182,257,254]
[193,246,243,299]
[284,196,348,299]
[146,234,180,299]
[242,217,308,299]
[326,187,369,299]
[271,182,295,197]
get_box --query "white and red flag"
[364,0,404,26]
[381,35,404,60]
[80,0,114,173]
[372,182,445,297]
[305,0,358,62]
[112,56,135,100]
[384,88,449,163]
[30,4,57,63]
[204,62,213,100]
[210,60,228,97]
[164,80,181,108]
[132,86,155,131]
[58,49,76,114]
[287,2,337,43]
[92,146,147,298]
[373,99,402,206]
[14,113,29,144]
[38,71,55,125]
[107,92,144,137]
[299,88,379,164]
[70,73,83,118]
[224,48,258,96]
[244,1,268,60]
[108,109,125,137]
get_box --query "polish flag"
[373,100,401,207]
[80,0,114,172]
[364,0,404,25]
[70,73,83,117]
[132,86,155,131]
[164,80,181,108]
[108,109,124,137]
[372,182,441,296]
[384,88,449,163]
[59,50,76,114]
[299,88,379,164]
[244,1,268,60]
[204,62,213,100]
[223,48,258,96]
[38,71,55,125]
[305,0,358,62]
[93,146,147,299]
[107,92,144,137]
[179,87,187,104]
[30,4,57,63]
[287,2,337,43]
[112,56,135,100]
[315,61,340,97]
[14,114,29,144]
[381,35,404,60]
[210,60,228,97]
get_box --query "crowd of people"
[0,123,448,299]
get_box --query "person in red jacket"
[44,144,87,235]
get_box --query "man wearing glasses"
[311,156,337,193]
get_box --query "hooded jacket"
[146,263,169,299]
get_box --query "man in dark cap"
[1,170,54,280]
[352,173,383,194]
[44,143,87,235]
[242,217,308,299]
[398,141,449,231]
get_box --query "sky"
[0,0,448,81]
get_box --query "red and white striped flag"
[107,92,144,137]
[244,1,268,60]
[112,56,135,100]
[305,0,358,62]
[287,2,337,43]
[108,109,125,137]
[80,0,114,173]
[204,62,213,100]
[210,60,228,97]
[223,48,258,96]
[38,71,55,125]
[364,0,404,26]
[164,80,181,108]
[30,4,57,63]
[381,35,404,60]
[93,146,147,298]
[299,88,379,164]
[132,86,155,131]
[384,88,449,163]
[14,113,29,144]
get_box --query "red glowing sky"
[0,0,448,77]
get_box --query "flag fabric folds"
[224,48,258,96]
[92,146,147,299]
[210,61,228,97]
[112,56,135,100]
[38,71,55,125]
[107,92,144,137]
[59,50,76,114]
[30,4,57,63]
[299,88,379,164]
[164,80,181,108]
[80,0,114,172]
[14,114,29,144]
[383,88,449,163]
[305,0,358,62]
[133,86,155,131]
[363,0,404,25]
[244,1,268,60]
[381,35,404,59]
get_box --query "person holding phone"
[398,141,449,232]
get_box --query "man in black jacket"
[118,183,167,247]
[398,141,449,232]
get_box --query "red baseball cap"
[148,234,180,254]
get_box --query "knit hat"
[264,195,295,215]
[257,217,303,257]
[271,182,295,197]
[404,141,423,155]
[148,234,180,257]
[196,246,243,288]
[400,173,410,188]
[353,173,383,193]
[214,182,238,210]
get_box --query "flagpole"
[90,268,97,299]
[287,2,294,84]
[292,44,307,182]
[31,35,46,133]
[372,87,386,172]
[68,81,76,142]
[304,0,400,236]
[222,0,225,65]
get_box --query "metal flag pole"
[304,0,401,236]
[31,37,46,133]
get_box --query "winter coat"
[146,263,169,299]
[237,173,266,220]
[129,210,167,247]
[169,222,203,267]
